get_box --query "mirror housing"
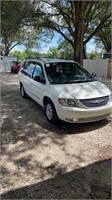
[92,72,96,78]
[34,75,46,84]
[34,76,40,81]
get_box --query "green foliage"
[47,42,74,60]
[32,0,111,63]
[10,50,40,61]
[10,50,49,61]
[10,51,26,61]
[58,40,74,60]
[94,24,111,52]
[87,51,102,59]
[1,1,40,55]
[10,48,102,61]
[1,0,111,62]
[24,50,40,59]
[47,47,61,58]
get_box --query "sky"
[11,32,97,54]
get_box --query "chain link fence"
[97,77,112,91]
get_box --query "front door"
[30,63,46,106]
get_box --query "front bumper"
[57,102,112,123]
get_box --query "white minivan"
[18,58,112,123]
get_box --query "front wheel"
[20,84,28,98]
[45,99,59,124]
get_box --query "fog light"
[66,118,74,122]
[66,118,78,122]
[73,119,78,122]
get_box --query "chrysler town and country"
[18,58,112,123]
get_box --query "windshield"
[45,62,94,84]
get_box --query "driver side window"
[33,64,46,84]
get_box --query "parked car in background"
[103,50,112,59]
[18,58,112,124]
[11,61,21,73]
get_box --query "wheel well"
[43,96,51,108]
[20,82,23,87]
[43,96,59,123]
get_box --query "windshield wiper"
[61,79,94,84]
[50,79,94,84]
[81,79,95,82]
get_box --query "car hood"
[52,81,110,99]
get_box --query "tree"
[32,0,111,64]
[47,47,60,58]
[10,49,51,61]
[84,1,111,53]
[1,0,40,55]
[58,40,74,60]
[94,23,111,52]
[10,51,26,61]
[87,51,102,59]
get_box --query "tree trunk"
[104,43,111,52]
[4,41,10,56]
[74,2,84,65]
[83,45,87,59]
[5,49,10,56]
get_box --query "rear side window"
[21,61,36,77]
[22,61,27,69]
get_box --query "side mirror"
[34,76,40,81]
[34,75,46,84]
[92,72,96,78]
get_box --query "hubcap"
[46,103,53,120]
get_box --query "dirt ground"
[0,72,112,199]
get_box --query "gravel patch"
[0,72,112,199]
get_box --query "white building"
[83,59,112,78]
[0,56,18,72]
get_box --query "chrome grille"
[80,96,109,107]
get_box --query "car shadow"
[1,72,111,135]
[1,73,111,199]
[1,89,111,137]
[1,158,111,199]
[25,96,111,135]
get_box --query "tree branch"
[52,26,73,47]
[9,42,22,52]
[84,13,111,45]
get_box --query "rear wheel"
[11,67,13,73]
[20,84,28,98]
[45,99,59,124]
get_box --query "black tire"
[11,67,13,73]
[20,84,28,98]
[45,99,59,124]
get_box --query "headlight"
[58,98,79,107]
